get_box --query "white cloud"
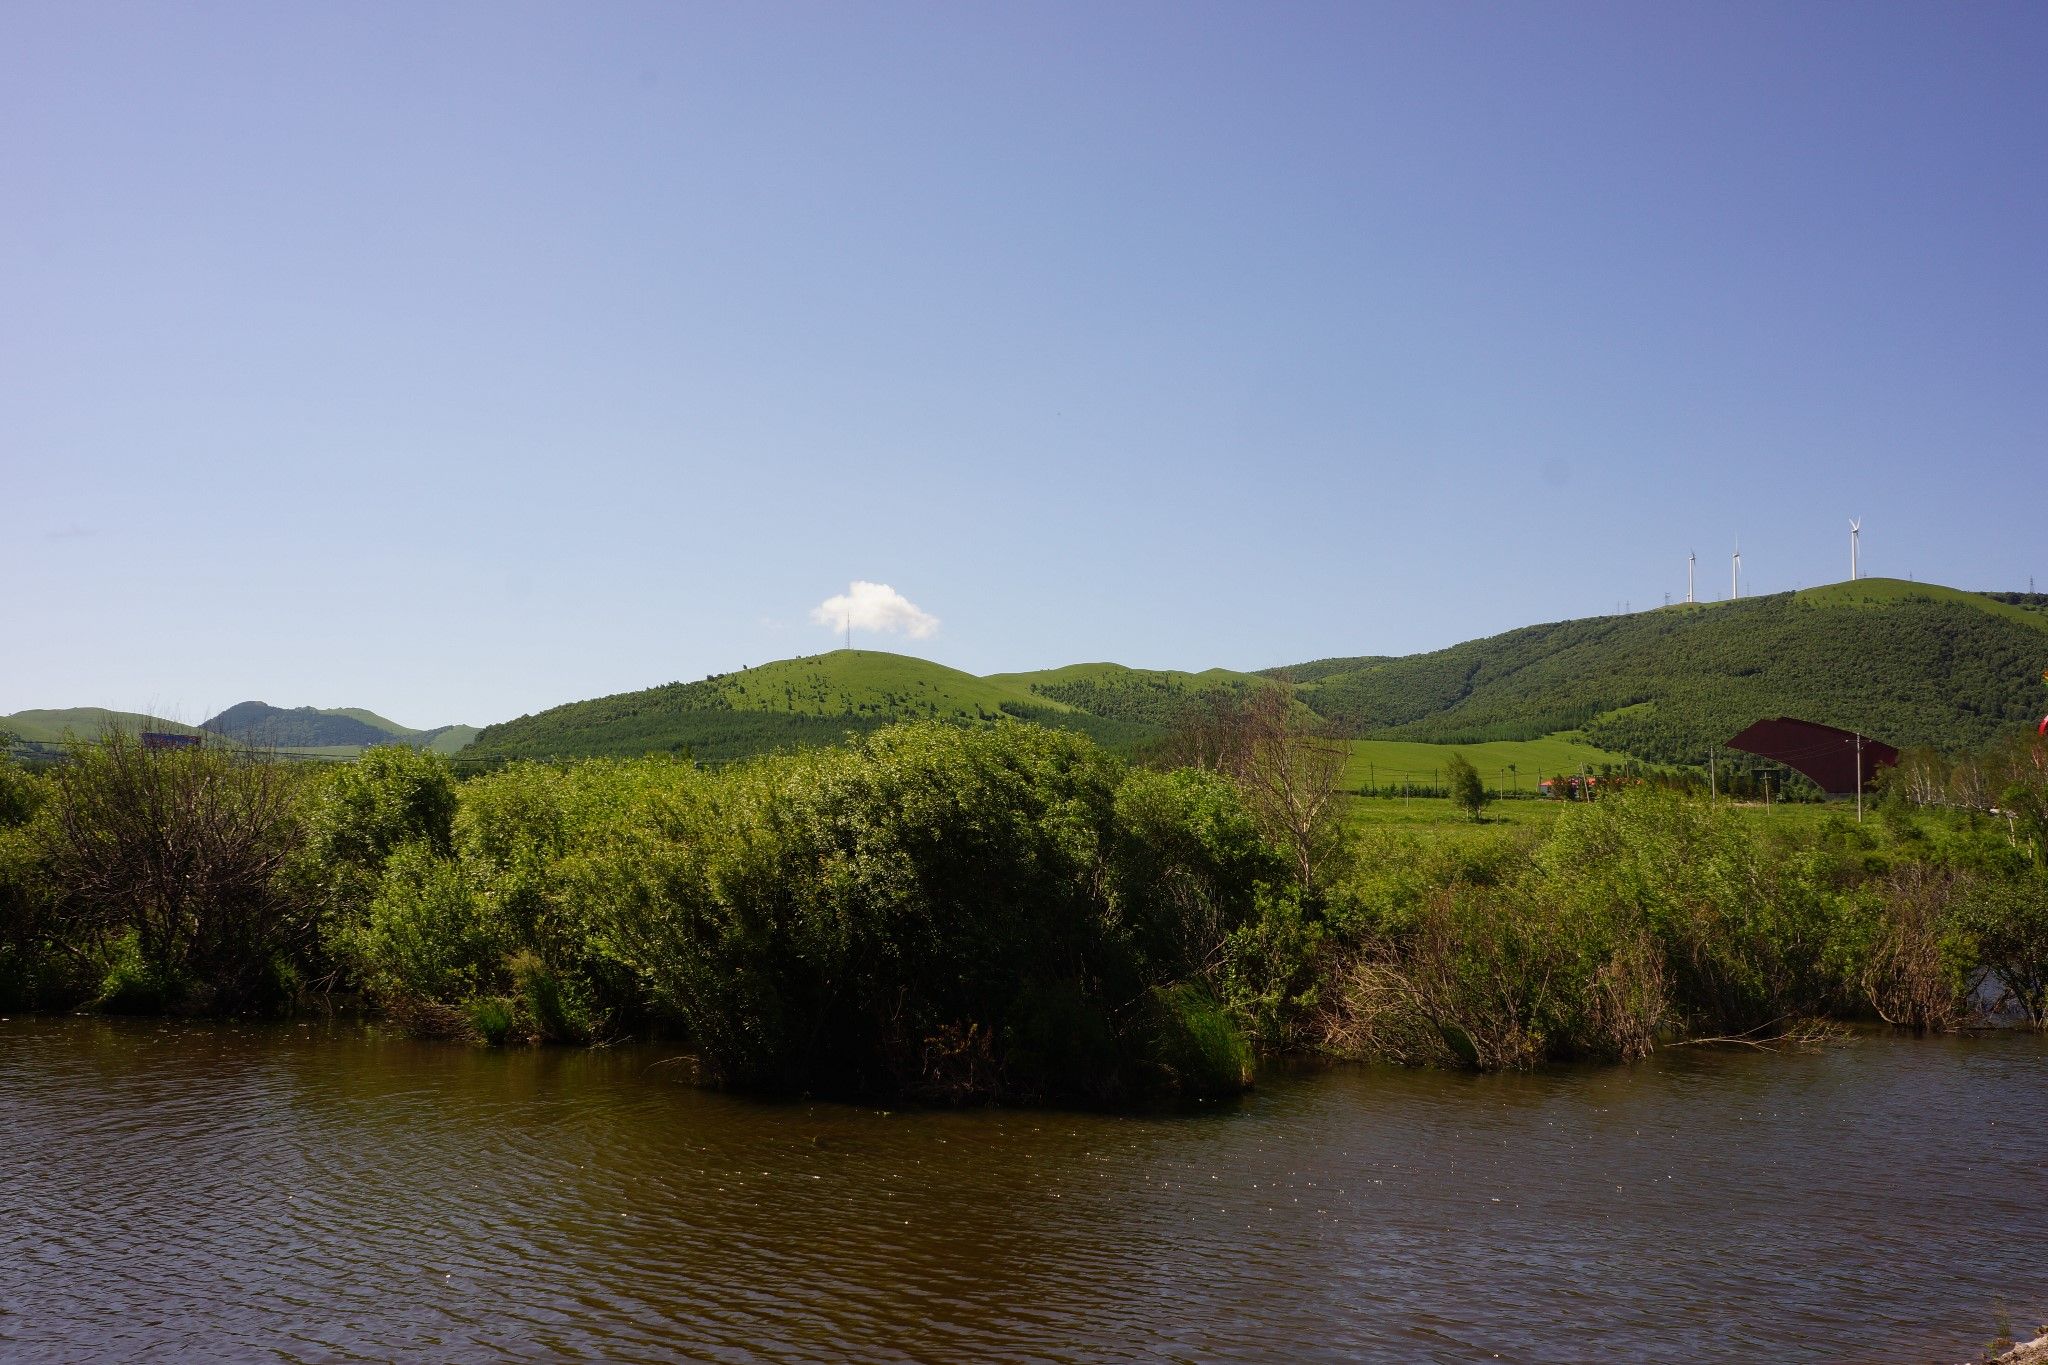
[811,581,940,640]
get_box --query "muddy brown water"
[2,1017,2042,1362]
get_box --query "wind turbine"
[1687,550,1696,604]
[1849,518,1861,581]
[1731,542,1741,600]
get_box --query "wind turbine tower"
[1849,518,1861,581]
[1687,550,1696,604]
[1731,542,1742,600]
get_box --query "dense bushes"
[581,726,1277,1102]
[3,720,2045,1102]
[1312,790,2048,1067]
[312,725,1289,1101]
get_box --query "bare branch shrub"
[1859,865,1972,1032]
[1164,683,1348,894]
[40,730,313,1010]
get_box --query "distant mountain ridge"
[200,702,478,755]
[0,704,475,757]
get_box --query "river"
[2,1017,2042,1362]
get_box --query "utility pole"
[1855,732,1864,824]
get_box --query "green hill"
[3,703,477,762]
[986,662,1266,728]
[467,653,1273,763]
[24,577,2035,775]
[1,708,202,745]
[200,702,480,756]
[472,652,1069,762]
[1280,579,2048,764]
[422,725,481,755]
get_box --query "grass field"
[1342,733,1634,794]
[1794,577,2048,630]
[1345,790,1855,843]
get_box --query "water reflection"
[2,1018,2042,1362]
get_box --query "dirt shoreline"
[1989,1332,2048,1363]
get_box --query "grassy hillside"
[1281,579,2047,763]
[315,707,416,736]
[422,725,481,755]
[467,651,1145,762]
[1,708,202,745]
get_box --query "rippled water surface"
[2,1018,2043,1362]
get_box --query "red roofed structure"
[1725,717,1897,795]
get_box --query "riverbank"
[4,726,2045,1105]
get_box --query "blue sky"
[5,2,2043,727]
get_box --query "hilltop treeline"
[2,724,2044,1104]
[1283,589,2048,761]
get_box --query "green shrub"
[589,722,1279,1102]
[311,746,458,870]
[465,995,517,1046]
[1955,870,2048,1025]
[1142,983,1253,1099]
[306,747,460,969]
[1220,884,1322,1049]
[1111,767,1287,982]
[96,931,185,1014]
[348,841,503,1003]
[1537,790,1848,1034]
[0,760,44,830]
[509,948,593,1043]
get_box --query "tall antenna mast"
[1849,518,1861,581]
[1687,550,1696,604]
[845,611,851,650]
